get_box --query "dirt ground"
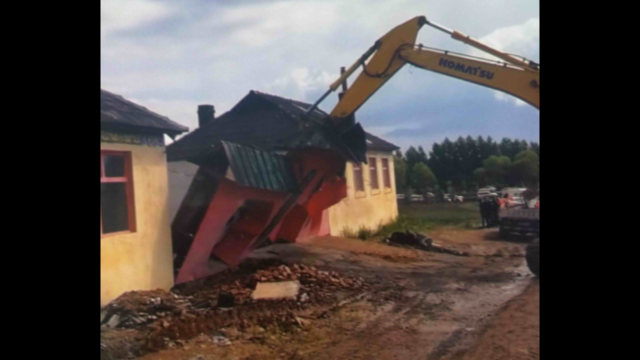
[102,227,539,360]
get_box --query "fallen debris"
[384,231,469,256]
[100,259,368,358]
[211,335,232,346]
[217,291,235,308]
[252,280,301,300]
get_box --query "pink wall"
[175,148,348,284]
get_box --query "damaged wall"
[171,147,346,283]
[167,151,398,243]
[101,142,174,306]
[168,160,199,221]
[328,151,398,236]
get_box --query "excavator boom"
[400,46,539,108]
[312,15,539,122]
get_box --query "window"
[101,151,135,235]
[369,157,379,190]
[382,158,391,188]
[352,163,365,192]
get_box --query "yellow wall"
[101,142,174,306]
[328,151,398,236]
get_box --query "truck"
[499,207,540,238]
[308,15,540,276]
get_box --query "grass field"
[352,201,482,240]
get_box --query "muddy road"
[103,228,539,360]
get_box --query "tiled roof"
[365,132,400,152]
[101,89,188,137]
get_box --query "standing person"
[479,198,487,228]
[490,195,500,226]
[498,193,508,208]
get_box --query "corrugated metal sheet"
[221,141,297,192]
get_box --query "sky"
[101,0,539,153]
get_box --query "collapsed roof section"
[171,138,347,280]
[221,141,298,193]
[166,90,399,165]
[167,90,398,280]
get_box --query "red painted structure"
[173,148,347,284]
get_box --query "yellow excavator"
[307,15,540,276]
[307,15,538,118]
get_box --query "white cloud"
[101,0,539,139]
[216,1,339,48]
[267,67,337,99]
[470,17,539,63]
[101,0,172,37]
[467,17,539,107]
[366,123,422,137]
[493,92,528,107]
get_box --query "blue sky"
[101,0,539,152]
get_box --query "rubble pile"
[100,289,193,329]
[100,259,368,357]
[251,263,367,303]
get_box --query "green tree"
[483,155,511,186]
[405,146,427,168]
[394,155,408,193]
[410,162,437,195]
[473,167,487,187]
[508,150,539,186]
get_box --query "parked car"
[396,194,405,200]
[499,187,527,208]
[477,187,497,199]
[443,194,452,202]
[410,194,424,202]
[453,195,464,203]
[508,196,526,207]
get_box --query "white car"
[477,186,496,196]
[454,195,464,203]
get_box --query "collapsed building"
[166,91,399,284]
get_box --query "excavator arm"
[309,16,539,124]
[399,46,539,108]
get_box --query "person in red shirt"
[498,194,509,208]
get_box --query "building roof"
[366,132,400,152]
[166,90,397,163]
[101,89,188,137]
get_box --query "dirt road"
[102,228,539,360]
[447,280,539,360]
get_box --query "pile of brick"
[252,264,366,292]
[101,260,369,357]
[100,289,195,329]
